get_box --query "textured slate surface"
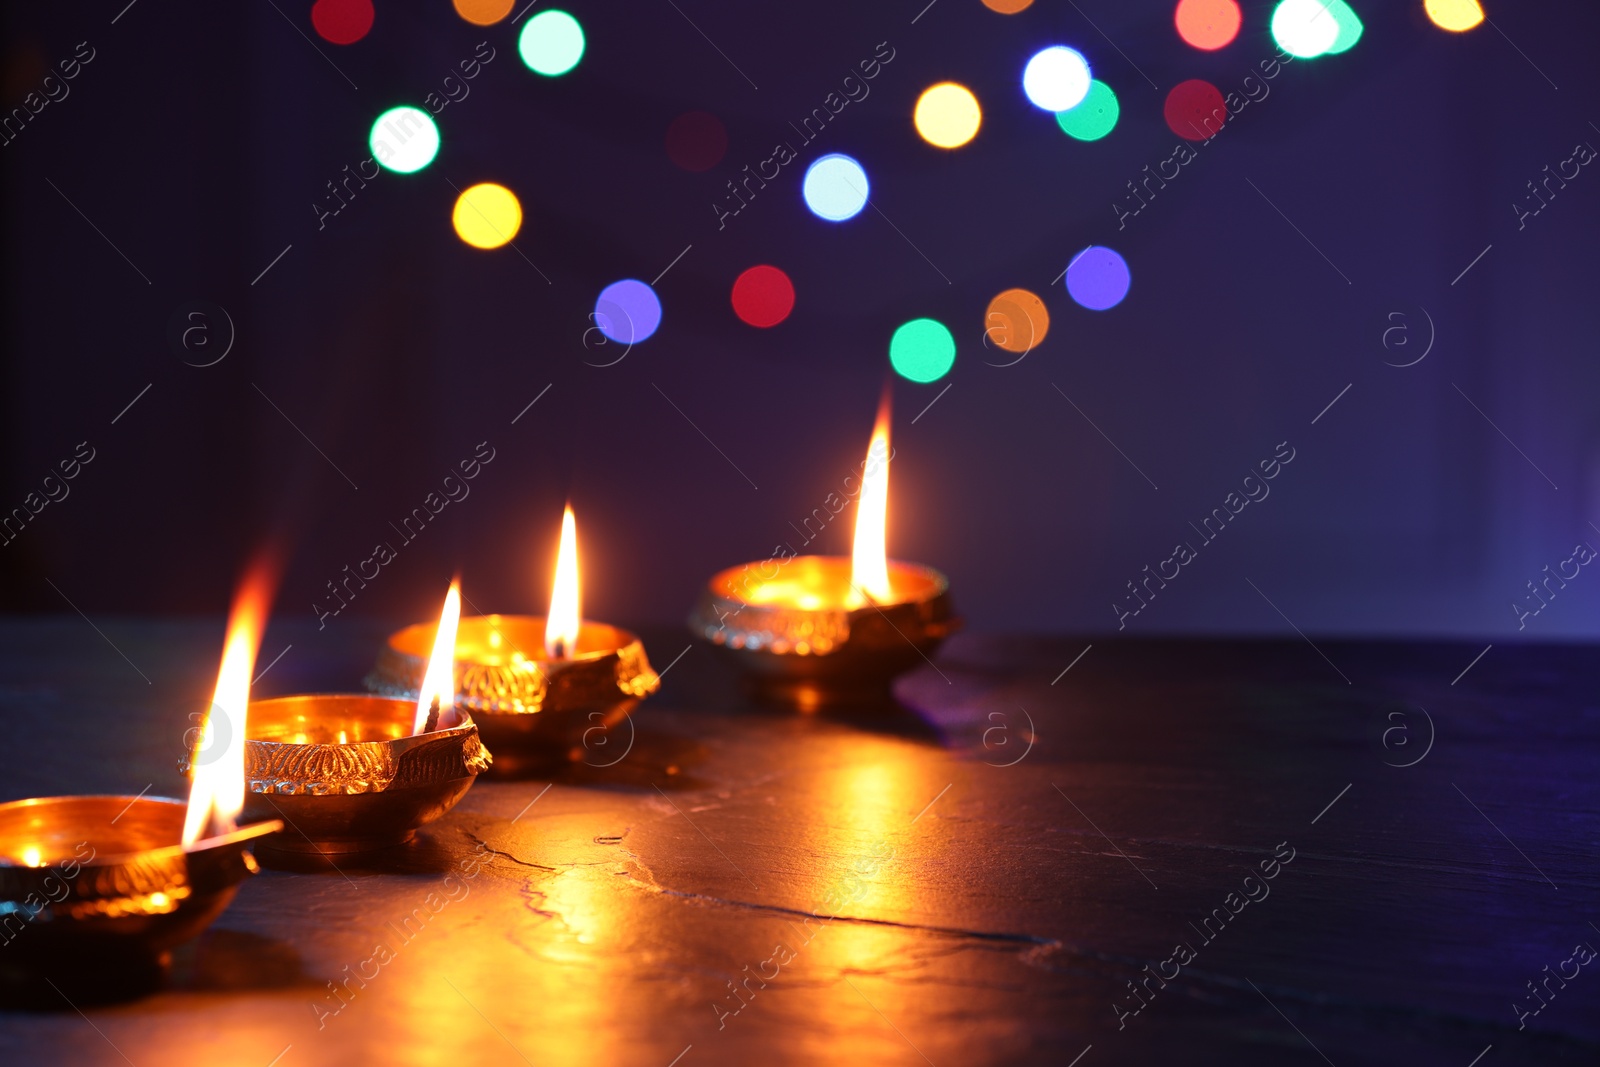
[0,617,1596,1066]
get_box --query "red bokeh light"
[1164,79,1227,141]
[665,112,729,173]
[311,0,374,45]
[731,266,795,328]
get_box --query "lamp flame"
[413,580,462,734]
[182,571,270,848]
[545,505,582,658]
[850,397,894,605]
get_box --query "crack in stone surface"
[462,830,560,872]
[469,828,1581,1043]
[647,884,1055,947]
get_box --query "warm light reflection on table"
[375,868,626,1067]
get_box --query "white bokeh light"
[368,106,440,174]
[802,154,870,222]
[1270,0,1340,59]
[1022,46,1091,112]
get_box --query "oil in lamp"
[367,506,660,773]
[687,397,959,709]
[0,574,281,996]
[239,580,491,857]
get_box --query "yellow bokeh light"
[453,0,514,26]
[1424,0,1484,32]
[913,82,982,149]
[452,183,523,249]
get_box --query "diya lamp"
[238,581,492,858]
[367,506,660,773]
[688,397,959,709]
[0,577,281,996]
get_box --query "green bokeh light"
[1055,79,1119,141]
[519,10,585,76]
[1323,0,1364,54]
[889,318,956,383]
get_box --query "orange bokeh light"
[453,0,514,26]
[985,288,1050,356]
[1175,0,1242,51]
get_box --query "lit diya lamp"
[239,580,491,857]
[688,397,959,709]
[0,575,281,995]
[367,506,660,773]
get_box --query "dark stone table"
[0,617,1596,1065]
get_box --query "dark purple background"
[4,0,1600,640]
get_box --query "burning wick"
[544,504,581,660]
[848,396,894,608]
[413,580,462,735]
[183,568,270,848]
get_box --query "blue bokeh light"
[1065,246,1131,310]
[594,279,662,343]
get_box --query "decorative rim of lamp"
[366,616,660,716]
[687,556,959,656]
[0,795,278,924]
[240,695,492,796]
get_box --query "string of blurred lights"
[320,1,1493,385]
